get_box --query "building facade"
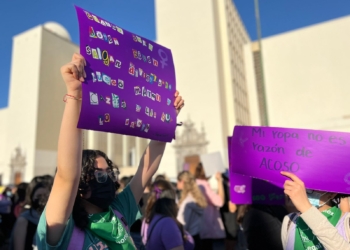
[244,15,350,132]
[155,0,254,175]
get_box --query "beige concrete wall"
[155,0,228,177]
[243,44,261,126]
[0,108,9,182]
[259,16,350,132]
[2,26,43,184]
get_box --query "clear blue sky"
[0,0,349,108]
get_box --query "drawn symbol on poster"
[111,79,117,86]
[105,97,111,105]
[104,113,110,122]
[136,119,142,128]
[158,49,168,68]
[136,105,141,112]
[102,50,109,66]
[234,185,246,194]
[125,119,130,126]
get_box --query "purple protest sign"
[228,137,285,205]
[230,126,350,194]
[75,6,177,142]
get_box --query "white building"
[244,15,350,132]
[155,0,254,174]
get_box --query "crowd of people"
[1,54,350,250]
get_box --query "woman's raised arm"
[130,91,184,202]
[45,53,86,245]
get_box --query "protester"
[219,171,239,250]
[13,182,29,218]
[281,171,350,250]
[142,179,194,250]
[35,53,184,249]
[10,175,52,250]
[177,171,207,250]
[339,196,350,213]
[195,163,226,250]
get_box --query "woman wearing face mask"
[35,53,185,250]
[10,176,51,250]
[281,171,350,250]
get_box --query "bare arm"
[170,246,184,250]
[215,172,225,206]
[45,54,86,245]
[13,217,28,250]
[130,91,184,203]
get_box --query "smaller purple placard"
[228,137,285,205]
[230,126,350,194]
[75,6,177,142]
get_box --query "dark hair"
[25,176,52,214]
[15,182,29,204]
[154,174,166,182]
[194,163,207,180]
[145,180,187,241]
[72,149,120,230]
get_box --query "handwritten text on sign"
[230,126,350,194]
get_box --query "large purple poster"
[228,137,284,205]
[75,6,177,142]
[230,126,350,194]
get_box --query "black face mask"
[87,178,116,209]
[32,194,48,214]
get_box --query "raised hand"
[281,171,312,213]
[60,53,86,97]
[174,90,184,116]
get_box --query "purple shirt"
[141,214,194,250]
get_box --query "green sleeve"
[36,208,74,250]
[111,185,140,227]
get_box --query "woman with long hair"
[281,171,350,250]
[10,175,52,250]
[142,179,194,250]
[177,171,207,249]
[194,163,226,250]
[35,53,184,249]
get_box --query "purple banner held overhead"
[75,6,177,142]
[228,137,285,205]
[230,126,350,194]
